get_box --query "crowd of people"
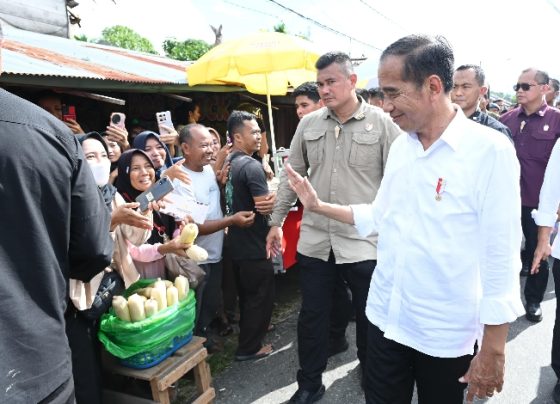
[3,32,560,404]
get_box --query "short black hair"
[315,52,354,76]
[34,90,61,104]
[174,100,199,125]
[550,78,560,92]
[381,35,454,93]
[356,88,369,101]
[293,81,320,103]
[227,110,257,143]
[368,87,384,100]
[455,64,485,87]
[521,68,550,85]
[179,123,206,145]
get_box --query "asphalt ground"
[209,267,560,404]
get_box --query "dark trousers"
[296,251,376,391]
[523,206,550,303]
[195,261,223,335]
[365,323,472,404]
[65,312,102,404]
[552,259,560,378]
[232,258,275,355]
[329,268,354,344]
[221,241,238,322]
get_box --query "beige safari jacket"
[270,99,403,263]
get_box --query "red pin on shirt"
[435,178,445,201]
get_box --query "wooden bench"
[104,336,215,404]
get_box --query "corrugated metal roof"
[0,21,191,84]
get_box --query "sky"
[71,0,560,95]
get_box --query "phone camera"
[111,114,121,124]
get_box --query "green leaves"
[163,38,212,61]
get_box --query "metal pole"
[265,75,280,174]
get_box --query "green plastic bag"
[98,278,196,359]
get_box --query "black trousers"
[365,323,472,404]
[65,312,102,404]
[195,261,223,336]
[296,251,376,391]
[522,206,550,304]
[329,266,354,344]
[552,259,560,378]
[232,257,275,355]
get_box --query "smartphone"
[62,105,76,122]
[135,177,175,212]
[156,111,174,135]
[110,112,126,129]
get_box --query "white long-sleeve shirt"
[352,108,524,358]
[532,138,560,259]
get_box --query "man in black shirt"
[0,88,113,403]
[225,110,275,361]
[451,64,512,139]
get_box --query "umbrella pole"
[265,77,280,175]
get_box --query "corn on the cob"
[186,245,208,262]
[174,275,189,301]
[127,294,146,322]
[112,296,131,322]
[180,223,199,245]
[144,298,159,318]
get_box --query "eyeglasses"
[513,82,538,91]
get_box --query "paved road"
[212,273,558,404]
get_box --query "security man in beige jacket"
[266,52,402,403]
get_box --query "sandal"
[235,344,273,361]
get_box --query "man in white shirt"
[173,124,255,351]
[283,34,523,404]
[531,138,560,403]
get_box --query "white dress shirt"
[352,108,524,358]
[532,138,560,259]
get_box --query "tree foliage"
[98,25,157,54]
[163,38,212,61]
[273,22,287,33]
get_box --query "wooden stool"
[105,336,215,404]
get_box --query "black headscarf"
[132,131,173,179]
[114,148,175,243]
[78,131,117,210]
[115,148,155,203]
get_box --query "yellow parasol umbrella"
[187,31,321,173]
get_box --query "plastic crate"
[119,331,193,369]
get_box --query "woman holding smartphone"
[115,148,190,279]
[68,133,153,404]
[133,131,191,185]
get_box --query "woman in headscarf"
[133,131,190,185]
[67,132,153,404]
[115,148,190,279]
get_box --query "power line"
[267,0,383,51]
[358,0,408,33]
[223,0,279,19]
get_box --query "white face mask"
[88,159,111,186]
